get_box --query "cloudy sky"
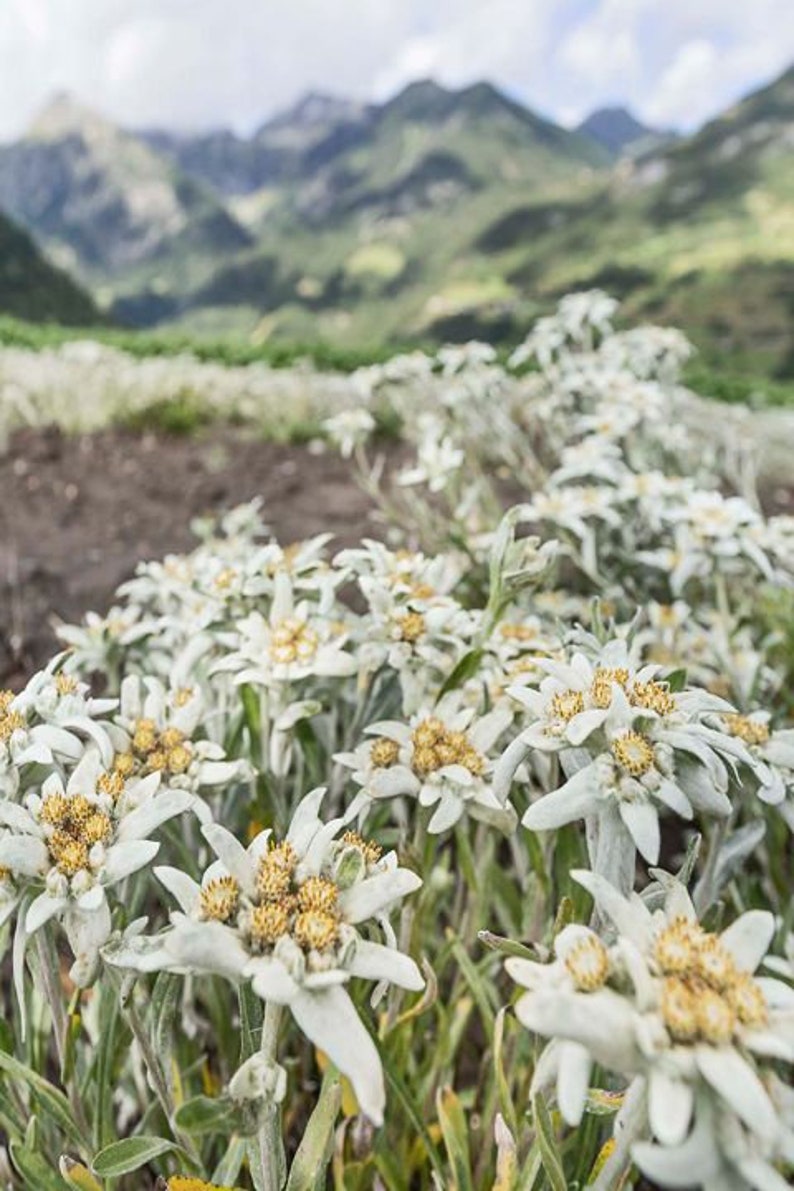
[1,0,793,141]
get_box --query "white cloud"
[0,0,791,141]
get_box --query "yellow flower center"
[160,726,186,751]
[370,737,400,768]
[269,617,319,665]
[293,910,339,953]
[297,875,339,915]
[397,611,426,643]
[113,751,136,778]
[564,935,610,991]
[611,731,655,777]
[55,673,78,695]
[694,937,736,992]
[549,690,585,722]
[130,721,194,778]
[173,687,195,708]
[48,832,90,877]
[654,918,702,975]
[657,925,766,1046]
[696,987,736,1046]
[722,714,770,747]
[409,582,435,600]
[256,841,297,899]
[41,793,113,876]
[410,718,485,777]
[39,793,71,826]
[727,973,769,1029]
[167,744,193,774]
[499,623,538,642]
[214,568,237,590]
[0,706,25,743]
[249,899,292,948]
[200,876,240,922]
[132,719,159,754]
[590,667,630,709]
[340,830,382,866]
[630,680,676,717]
[661,977,700,1042]
[98,770,126,799]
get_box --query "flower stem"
[693,816,729,916]
[35,929,91,1145]
[248,1002,285,1191]
[589,1076,647,1191]
[120,975,203,1168]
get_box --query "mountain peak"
[577,106,655,156]
[28,91,113,142]
[263,91,369,135]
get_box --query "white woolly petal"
[522,769,599,831]
[103,840,160,885]
[25,892,66,935]
[286,787,326,852]
[648,1067,693,1147]
[245,956,300,1004]
[154,866,202,914]
[166,919,249,981]
[347,940,424,991]
[339,868,421,923]
[290,985,385,1125]
[117,790,193,842]
[202,823,257,898]
[719,911,774,973]
[427,791,464,834]
[619,800,660,864]
[0,835,49,877]
[695,1047,778,1143]
[556,1041,591,1126]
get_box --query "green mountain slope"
[0,208,99,324]
[2,67,792,379]
[141,80,607,341]
[0,94,251,293]
[470,64,794,377]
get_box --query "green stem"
[588,1076,647,1191]
[248,1002,285,1191]
[694,816,730,916]
[35,929,90,1145]
[121,977,203,1169]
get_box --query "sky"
[1,0,793,142]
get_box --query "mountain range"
[0,68,791,378]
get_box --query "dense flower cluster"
[2,293,793,1190]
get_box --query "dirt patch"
[0,426,397,687]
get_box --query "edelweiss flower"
[109,675,245,811]
[496,640,746,870]
[0,667,115,797]
[351,573,477,711]
[0,749,192,985]
[337,693,514,834]
[713,710,794,811]
[507,871,794,1191]
[324,408,375,457]
[397,415,465,492]
[106,789,423,1124]
[213,572,357,688]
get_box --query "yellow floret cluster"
[410,717,485,778]
[39,791,113,877]
[653,917,768,1045]
[128,718,194,779]
[198,830,381,959]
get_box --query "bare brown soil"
[0,426,393,687]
